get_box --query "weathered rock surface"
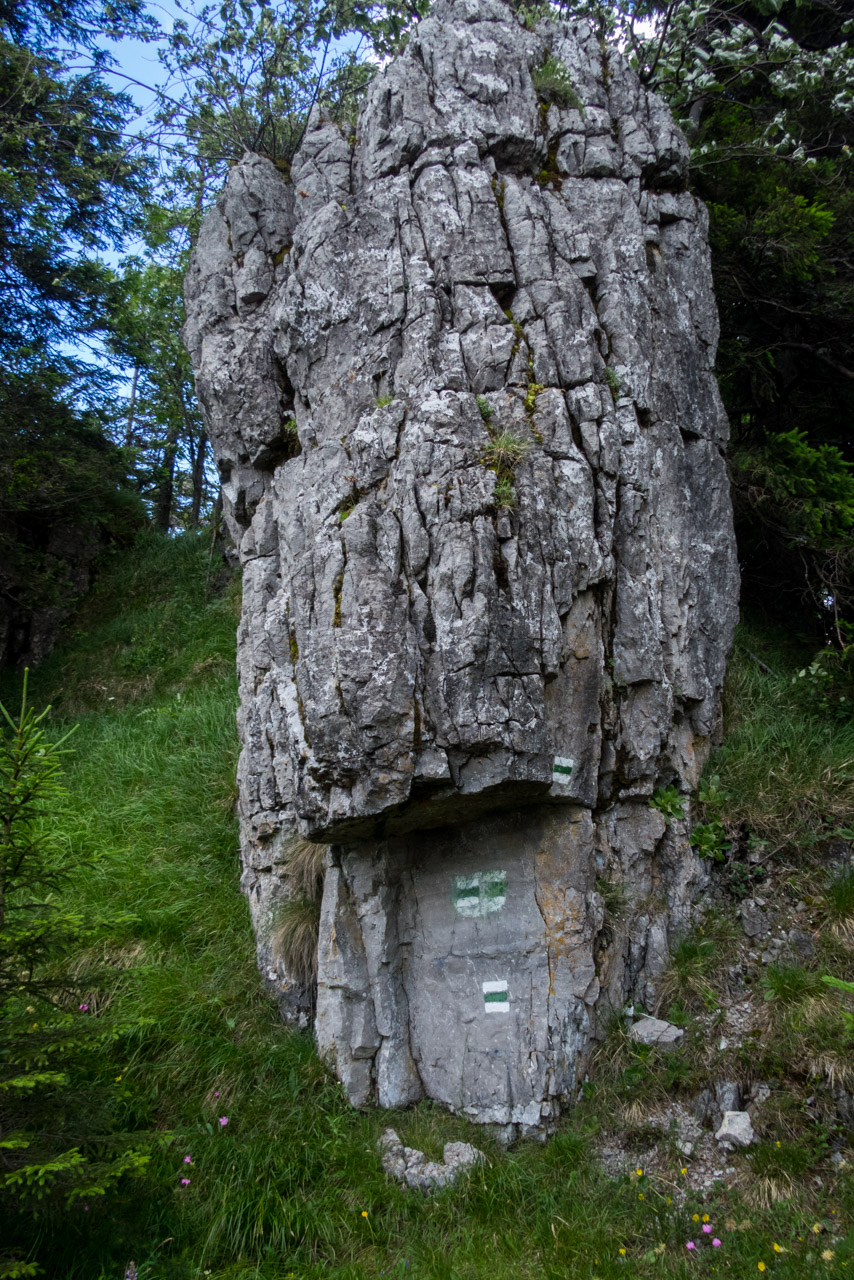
[184,0,739,1130]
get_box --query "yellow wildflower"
[823,1251,835,1262]
[638,1193,645,1201]
[692,1214,700,1223]
[619,1248,626,1256]
[636,1167,643,1177]
[772,1243,787,1254]
[361,1210,368,1218]
[813,1224,823,1235]
[758,1264,766,1273]
[680,1167,687,1175]
[702,1214,710,1223]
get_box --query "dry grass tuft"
[742,1172,797,1209]
[283,834,327,902]
[270,896,322,985]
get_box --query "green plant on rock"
[649,784,684,823]
[483,431,531,474]
[531,55,582,111]
[476,394,494,423]
[481,426,531,512]
[525,382,545,413]
[493,475,517,510]
[689,820,729,861]
[517,1,551,29]
[604,366,622,398]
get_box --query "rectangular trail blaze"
[482,980,509,1012]
[552,756,574,785]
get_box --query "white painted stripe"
[552,754,575,785]
[482,980,508,994]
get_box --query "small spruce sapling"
[0,676,155,1261]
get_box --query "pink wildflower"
[78,1003,89,1012]
[184,1155,192,1164]
[218,1116,229,1126]
[702,1225,712,1234]
[686,1242,695,1251]
[180,1178,191,1186]
[712,1239,722,1248]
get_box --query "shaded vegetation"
[1,535,852,1278]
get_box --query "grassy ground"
[2,533,853,1279]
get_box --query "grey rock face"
[184,0,738,1131]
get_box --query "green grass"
[710,621,854,847]
[3,540,854,1278]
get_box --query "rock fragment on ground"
[629,1017,684,1050]
[715,1111,755,1149]
[378,1128,483,1193]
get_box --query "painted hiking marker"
[482,980,509,1012]
[452,870,507,917]
[552,755,574,786]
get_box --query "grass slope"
[3,533,853,1279]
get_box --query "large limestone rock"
[184,0,739,1133]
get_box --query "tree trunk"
[190,432,208,527]
[124,365,139,447]
[153,421,180,532]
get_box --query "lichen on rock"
[183,0,739,1133]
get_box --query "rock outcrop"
[184,0,739,1134]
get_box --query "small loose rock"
[629,1017,684,1050]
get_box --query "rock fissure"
[184,0,738,1135]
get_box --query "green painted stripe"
[483,990,508,1003]
[553,764,573,775]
